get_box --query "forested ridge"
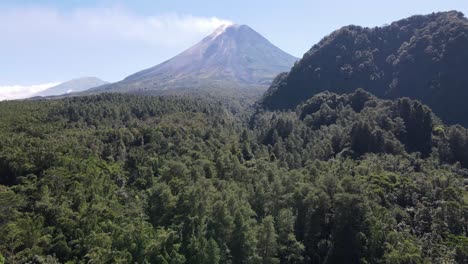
[0,91,467,263]
[261,11,468,126]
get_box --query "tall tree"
[257,215,279,264]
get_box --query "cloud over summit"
[0,6,232,46]
[0,6,232,98]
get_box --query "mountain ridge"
[260,11,468,126]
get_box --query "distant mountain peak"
[35,77,109,97]
[209,23,235,39]
[100,24,297,96]
[210,24,264,39]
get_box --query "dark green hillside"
[261,11,468,126]
[0,92,467,263]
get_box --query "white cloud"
[0,82,60,101]
[0,6,233,47]
[0,6,233,93]
[0,5,231,85]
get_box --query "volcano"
[93,24,297,95]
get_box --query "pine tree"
[257,215,279,264]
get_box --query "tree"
[257,215,279,264]
[206,238,221,264]
[230,210,259,264]
[383,232,423,264]
[276,209,304,263]
[395,99,433,156]
[325,193,369,264]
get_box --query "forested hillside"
[1,92,467,263]
[261,11,468,126]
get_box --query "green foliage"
[0,92,466,263]
[262,11,468,126]
[257,215,279,264]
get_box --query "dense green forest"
[261,11,468,126]
[0,91,467,263]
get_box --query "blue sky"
[1,0,468,99]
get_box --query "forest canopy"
[0,91,467,263]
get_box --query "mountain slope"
[36,77,108,97]
[95,24,297,95]
[261,11,468,126]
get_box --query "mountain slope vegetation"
[0,91,467,263]
[261,11,468,126]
